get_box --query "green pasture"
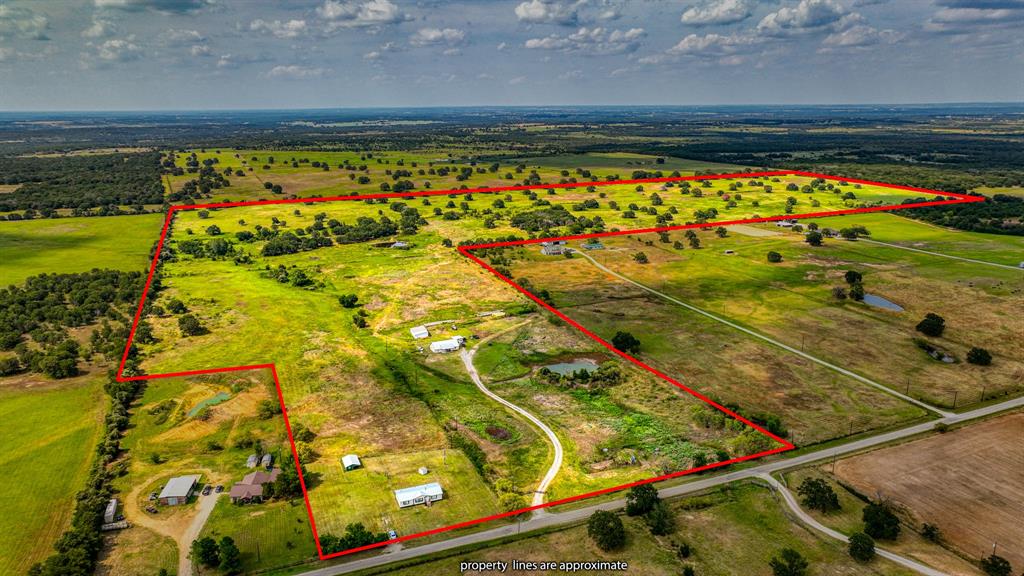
[0,377,106,575]
[0,212,163,285]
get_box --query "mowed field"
[365,483,918,576]
[536,213,1023,409]
[0,212,164,285]
[0,377,106,574]
[834,413,1024,570]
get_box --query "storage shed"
[342,454,362,471]
[429,336,465,353]
[158,475,200,506]
[410,325,430,340]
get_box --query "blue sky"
[0,0,1021,110]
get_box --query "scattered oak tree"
[769,548,809,576]
[848,532,876,562]
[587,510,626,551]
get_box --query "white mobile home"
[429,336,465,353]
[394,482,444,508]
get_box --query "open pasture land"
[0,212,164,285]
[122,170,970,558]
[369,483,918,576]
[547,214,1023,408]
[833,412,1024,570]
[506,250,926,446]
[0,376,106,575]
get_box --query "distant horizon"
[3,101,1024,116]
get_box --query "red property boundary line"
[114,170,982,561]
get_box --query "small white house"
[394,482,444,508]
[429,336,465,354]
[342,454,362,471]
[410,325,430,340]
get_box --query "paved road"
[861,238,1023,271]
[569,248,953,418]
[758,473,948,576]
[296,390,1024,575]
[460,322,563,508]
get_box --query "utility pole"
[952,390,958,409]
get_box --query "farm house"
[342,454,362,471]
[429,335,465,353]
[394,482,444,508]
[158,474,200,506]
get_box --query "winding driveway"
[758,473,947,576]
[460,321,563,508]
[568,248,953,418]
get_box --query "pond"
[187,392,231,417]
[862,294,904,312]
[543,359,599,376]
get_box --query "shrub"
[587,511,625,551]
[863,502,900,540]
[848,532,875,562]
[767,251,783,263]
[967,347,992,366]
[626,484,660,516]
[980,554,1012,576]
[769,548,809,576]
[915,313,945,337]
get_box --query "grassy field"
[359,482,919,576]
[526,213,1023,409]
[308,449,501,537]
[830,412,1024,570]
[0,212,164,285]
[0,376,106,575]
[96,525,179,576]
[508,245,926,446]
[200,498,317,571]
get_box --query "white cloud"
[160,28,206,45]
[409,27,466,47]
[250,19,308,39]
[317,0,411,31]
[92,37,141,62]
[82,16,116,39]
[681,0,755,26]
[666,32,759,56]
[190,44,211,56]
[508,75,527,85]
[514,0,584,25]
[363,50,381,60]
[265,65,327,79]
[925,3,1024,33]
[821,24,901,49]
[757,0,853,36]
[497,42,508,51]
[0,5,49,40]
[216,53,267,69]
[559,68,584,79]
[525,26,645,55]
[442,47,461,56]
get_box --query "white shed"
[342,454,362,471]
[410,326,430,340]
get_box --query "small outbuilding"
[394,482,444,508]
[410,325,430,340]
[540,240,567,256]
[158,474,200,506]
[391,241,411,250]
[342,454,362,471]
[430,335,465,354]
[246,454,259,468]
[261,454,273,469]
[104,498,119,524]
[418,466,429,475]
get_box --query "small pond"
[187,392,231,417]
[862,294,904,312]
[544,359,599,376]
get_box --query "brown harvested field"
[0,184,20,193]
[834,412,1024,568]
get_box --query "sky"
[0,0,1021,110]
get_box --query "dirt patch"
[834,413,1024,568]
